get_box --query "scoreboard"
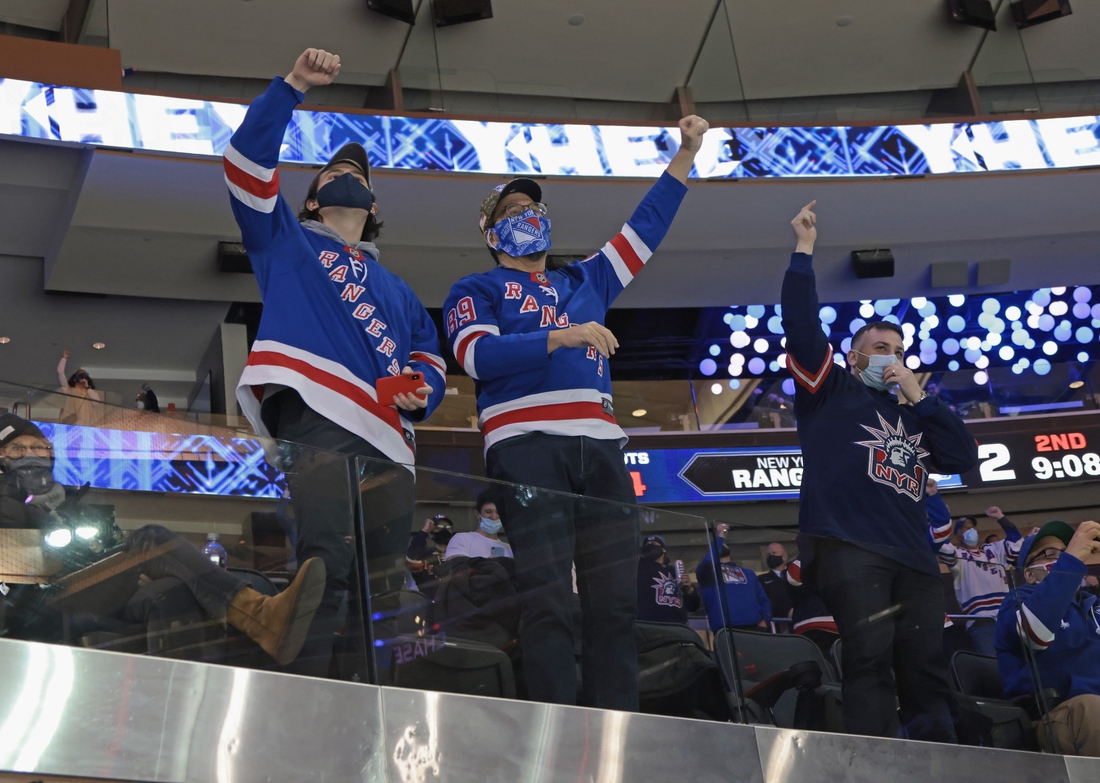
[623,417,1100,504]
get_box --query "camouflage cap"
[478,177,543,233]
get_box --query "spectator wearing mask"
[757,542,794,626]
[637,534,700,625]
[135,384,160,413]
[995,520,1100,757]
[445,493,513,560]
[928,489,1022,657]
[406,515,453,594]
[56,351,106,426]
[697,524,771,632]
[223,49,446,674]
[0,414,65,528]
[781,202,978,743]
[441,112,708,712]
[783,559,839,657]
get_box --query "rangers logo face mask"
[486,209,552,258]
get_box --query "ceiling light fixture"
[0,337,9,344]
[632,409,647,418]
[1069,380,1084,389]
[92,342,106,349]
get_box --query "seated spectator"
[995,520,1100,757]
[784,559,839,657]
[56,351,106,426]
[405,515,453,596]
[1,413,65,528]
[135,384,161,413]
[757,542,794,628]
[445,493,513,560]
[636,534,700,624]
[928,482,1022,656]
[696,523,771,632]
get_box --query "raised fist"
[286,49,341,93]
[678,115,709,155]
[791,200,817,253]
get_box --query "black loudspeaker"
[434,0,493,27]
[851,249,894,279]
[218,241,252,274]
[947,0,997,31]
[366,0,416,25]
[1011,0,1071,28]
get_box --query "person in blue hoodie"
[223,48,446,677]
[995,520,1100,757]
[696,524,772,633]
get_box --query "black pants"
[811,538,957,743]
[486,433,639,711]
[127,524,247,615]
[262,389,413,678]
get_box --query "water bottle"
[202,533,228,569]
[675,559,685,584]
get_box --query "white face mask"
[479,516,502,535]
[961,528,979,547]
[854,351,899,391]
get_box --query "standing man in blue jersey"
[223,49,446,675]
[782,201,979,741]
[442,115,708,709]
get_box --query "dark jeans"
[486,433,639,711]
[262,389,413,678]
[127,524,247,615]
[811,538,957,743]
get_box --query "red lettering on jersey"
[365,319,387,337]
[519,295,539,313]
[387,359,401,376]
[586,347,598,360]
[457,296,476,325]
[540,306,556,327]
[376,337,397,357]
[353,303,376,321]
[445,308,458,337]
[329,265,348,283]
[555,313,570,328]
[598,356,604,376]
[340,283,366,302]
[318,251,339,268]
[504,282,523,299]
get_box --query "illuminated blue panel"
[699,285,1100,381]
[36,422,282,498]
[3,79,1100,178]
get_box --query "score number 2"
[978,443,1016,482]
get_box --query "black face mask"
[316,172,374,213]
[6,456,56,496]
[766,554,785,570]
[641,543,665,561]
[430,529,453,546]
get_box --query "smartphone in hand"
[376,373,425,406]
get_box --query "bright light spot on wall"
[710,383,723,395]
[1034,358,1051,375]
[748,357,766,374]
[1042,341,1058,356]
[905,355,920,369]
[730,331,750,348]
[948,360,960,371]
[699,359,717,375]
[1004,306,1022,321]
[819,306,837,324]
[999,346,1014,361]
[709,344,721,356]
[973,370,988,385]
[947,316,966,333]
[1050,300,1069,317]
[859,303,874,318]
[948,295,966,307]
[753,338,769,353]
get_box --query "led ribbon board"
[3,79,1100,177]
[36,422,283,499]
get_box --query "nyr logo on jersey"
[855,413,930,501]
[721,564,747,585]
[651,573,683,608]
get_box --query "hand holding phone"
[376,372,426,407]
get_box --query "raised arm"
[223,50,340,269]
[57,351,69,387]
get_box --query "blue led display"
[3,79,1100,178]
[712,286,1098,382]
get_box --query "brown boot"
[226,557,327,665]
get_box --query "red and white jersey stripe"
[236,340,415,469]
[409,351,447,384]
[452,324,499,380]
[793,616,838,635]
[1017,605,1055,650]
[601,223,653,288]
[788,343,834,393]
[478,389,626,451]
[223,142,279,213]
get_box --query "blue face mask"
[961,528,979,547]
[316,172,374,213]
[856,352,899,392]
[486,209,552,258]
[479,516,503,536]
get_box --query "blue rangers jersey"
[442,172,687,450]
[782,252,979,575]
[223,77,445,467]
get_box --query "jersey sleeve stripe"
[609,231,646,277]
[410,351,447,378]
[601,241,634,288]
[1019,605,1055,649]
[453,325,498,368]
[462,336,483,379]
[787,344,834,392]
[224,156,280,200]
[620,223,653,265]
[224,142,277,183]
[225,178,278,213]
